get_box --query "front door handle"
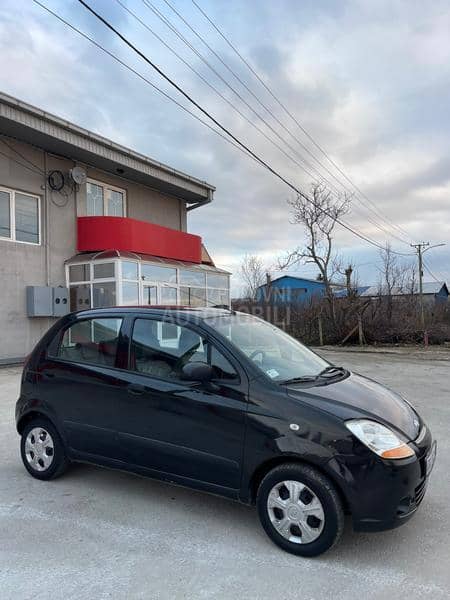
[127,383,146,395]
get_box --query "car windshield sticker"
[266,369,279,379]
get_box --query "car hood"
[286,371,420,440]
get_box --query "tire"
[257,463,344,557]
[20,418,69,481]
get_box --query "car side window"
[130,318,238,382]
[54,318,122,367]
[208,344,239,381]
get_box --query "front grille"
[415,479,427,505]
[397,478,427,517]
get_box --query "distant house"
[256,275,342,304]
[334,282,449,304]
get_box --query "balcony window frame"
[86,178,127,217]
[0,186,41,246]
[66,257,230,310]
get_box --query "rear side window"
[54,318,122,367]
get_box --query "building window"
[143,284,157,305]
[69,284,91,311]
[93,262,115,279]
[67,261,116,311]
[206,272,229,307]
[86,179,125,217]
[0,190,11,238]
[160,286,177,305]
[67,258,230,311]
[0,187,40,245]
[122,261,138,280]
[92,282,116,308]
[141,264,177,283]
[122,282,139,305]
[180,286,206,307]
[207,273,228,288]
[179,269,206,286]
[207,288,229,306]
[69,264,90,283]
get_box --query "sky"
[1,0,449,295]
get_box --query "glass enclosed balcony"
[65,250,230,312]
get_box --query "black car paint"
[16,307,433,531]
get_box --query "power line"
[161,0,411,246]
[135,0,413,247]
[157,0,352,193]
[144,0,411,246]
[75,0,413,256]
[114,0,337,189]
[138,0,351,198]
[31,0,262,170]
[423,259,447,283]
[0,137,45,174]
[0,144,44,176]
[32,0,412,257]
[423,261,440,283]
[190,0,414,245]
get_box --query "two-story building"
[0,92,229,364]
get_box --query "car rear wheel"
[20,418,69,480]
[257,463,344,557]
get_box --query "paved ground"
[1,350,449,600]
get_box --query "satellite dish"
[70,166,87,185]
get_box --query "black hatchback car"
[16,307,436,556]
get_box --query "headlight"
[345,419,415,459]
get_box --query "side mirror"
[181,362,214,383]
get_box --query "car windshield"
[206,313,329,383]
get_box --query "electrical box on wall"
[26,286,70,317]
[53,287,69,317]
[26,286,53,317]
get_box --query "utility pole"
[410,242,429,332]
[410,242,446,341]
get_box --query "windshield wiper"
[317,366,348,378]
[280,376,318,385]
[281,366,348,386]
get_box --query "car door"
[41,315,126,460]
[115,316,248,491]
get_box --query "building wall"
[76,167,187,232]
[257,277,326,304]
[0,138,187,361]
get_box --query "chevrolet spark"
[15,307,436,556]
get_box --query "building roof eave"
[0,92,215,205]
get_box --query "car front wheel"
[20,418,69,480]
[257,463,344,557]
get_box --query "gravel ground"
[0,350,449,600]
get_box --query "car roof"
[71,306,236,322]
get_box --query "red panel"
[77,216,202,263]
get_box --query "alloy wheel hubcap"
[267,480,325,544]
[25,428,54,472]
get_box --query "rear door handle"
[127,383,146,395]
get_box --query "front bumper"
[331,425,435,532]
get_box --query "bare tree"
[279,183,351,322]
[239,254,265,300]
[378,243,417,325]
